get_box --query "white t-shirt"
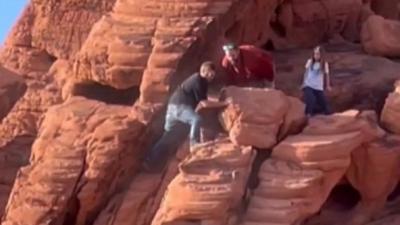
[303,59,329,91]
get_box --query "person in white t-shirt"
[302,46,332,117]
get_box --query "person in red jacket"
[221,43,276,88]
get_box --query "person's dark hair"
[311,45,326,68]
[200,61,216,71]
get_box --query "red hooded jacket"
[221,45,275,85]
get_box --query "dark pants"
[303,87,330,116]
[143,104,202,171]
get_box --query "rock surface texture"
[381,81,400,134]
[1,0,400,225]
[361,15,400,57]
[243,110,387,225]
[1,97,154,225]
[220,86,305,149]
[0,67,26,121]
[152,139,255,225]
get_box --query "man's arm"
[305,59,312,69]
[221,57,236,86]
[196,100,228,112]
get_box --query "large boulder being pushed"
[219,86,306,149]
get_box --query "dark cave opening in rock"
[327,183,361,211]
[72,81,140,105]
[263,39,276,51]
[303,183,362,225]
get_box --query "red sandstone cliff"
[1,1,400,225]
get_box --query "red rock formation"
[219,86,305,149]
[1,97,156,225]
[366,214,400,225]
[152,139,255,225]
[270,0,365,48]
[29,0,116,59]
[2,0,400,225]
[361,15,400,57]
[243,159,324,225]
[346,136,400,225]
[0,67,26,121]
[381,81,400,134]
[93,143,190,225]
[242,110,386,225]
[370,0,399,19]
[71,0,284,103]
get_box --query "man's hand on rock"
[196,100,229,112]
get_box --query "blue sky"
[0,1,28,44]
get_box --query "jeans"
[303,87,330,116]
[143,104,202,171]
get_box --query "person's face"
[225,49,239,63]
[201,68,216,82]
[313,49,321,61]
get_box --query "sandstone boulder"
[303,110,385,142]
[219,86,305,149]
[273,132,363,171]
[279,96,307,140]
[381,81,400,134]
[361,15,400,57]
[242,110,374,225]
[1,97,154,225]
[243,159,324,225]
[152,138,255,225]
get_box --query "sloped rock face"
[30,0,116,59]
[92,145,188,225]
[0,67,26,121]
[243,159,324,225]
[0,136,32,219]
[0,2,116,219]
[219,86,305,149]
[152,139,255,225]
[0,4,59,145]
[361,15,400,57]
[1,97,155,225]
